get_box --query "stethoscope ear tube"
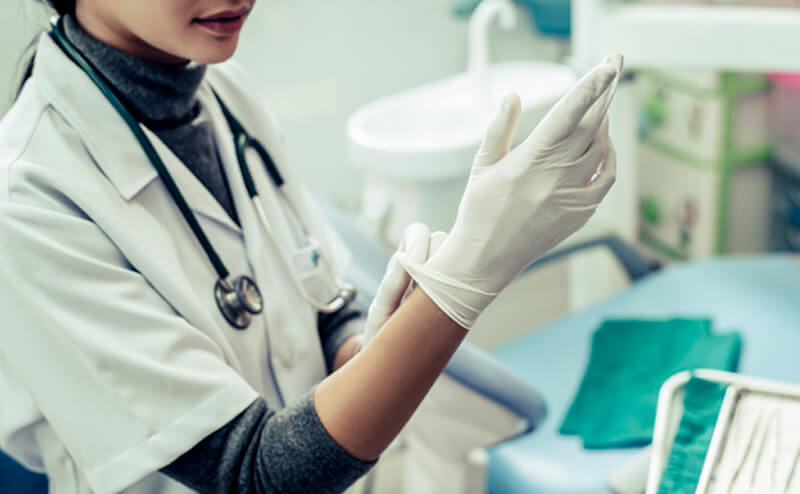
[213,90,284,193]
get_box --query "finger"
[530,57,618,146]
[429,231,447,257]
[585,117,611,183]
[473,93,522,167]
[373,254,409,307]
[582,142,617,204]
[598,141,618,191]
[402,223,432,263]
[564,130,610,187]
[579,54,624,143]
[394,223,431,304]
[400,230,447,304]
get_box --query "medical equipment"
[647,370,800,494]
[48,17,356,329]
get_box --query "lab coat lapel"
[142,127,241,234]
[36,33,241,236]
[32,33,253,376]
[33,34,155,201]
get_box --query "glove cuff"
[396,254,498,330]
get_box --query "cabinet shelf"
[574,4,800,72]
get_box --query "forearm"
[314,288,466,461]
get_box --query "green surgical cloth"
[657,378,728,494]
[560,319,740,449]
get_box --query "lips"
[194,6,250,36]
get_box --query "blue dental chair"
[0,452,47,494]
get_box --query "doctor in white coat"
[0,0,622,493]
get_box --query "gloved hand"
[363,223,447,344]
[398,54,624,329]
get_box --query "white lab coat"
[0,33,353,494]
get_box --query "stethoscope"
[49,17,356,330]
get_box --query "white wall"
[233,0,566,209]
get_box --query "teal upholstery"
[488,256,800,493]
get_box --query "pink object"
[769,73,800,92]
[768,73,800,172]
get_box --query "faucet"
[468,0,518,109]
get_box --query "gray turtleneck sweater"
[62,15,372,494]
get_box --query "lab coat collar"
[33,33,157,201]
[33,33,241,232]
[143,125,241,233]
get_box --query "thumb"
[473,93,522,167]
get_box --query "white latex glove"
[398,54,624,329]
[364,223,447,344]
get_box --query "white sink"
[346,0,578,245]
[347,62,577,182]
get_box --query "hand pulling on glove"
[363,223,447,344]
[397,54,625,329]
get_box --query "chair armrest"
[445,342,547,432]
[525,235,662,282]
[0,451,47,494]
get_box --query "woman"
[0,1,621,493]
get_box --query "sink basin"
[347,62,577,182]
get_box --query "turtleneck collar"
[63,14,207,128]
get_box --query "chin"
[191,39,240,64]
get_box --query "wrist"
[397,250,499,330]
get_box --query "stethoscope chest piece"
[215,276,264,330]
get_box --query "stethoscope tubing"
[48,18,231,281]
[48,16,354,326]
[252,199,348,314]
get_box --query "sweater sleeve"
[318,306,365,373]
[161,392,375,494]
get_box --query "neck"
[62,14,207,126]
